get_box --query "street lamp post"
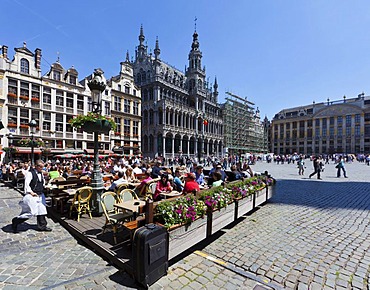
[88,69,106,215]
[29,119,37,167]
[8,133,14,163]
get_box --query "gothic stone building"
[133,26,223,160]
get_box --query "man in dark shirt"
[151,161,163,178]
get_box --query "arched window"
[20,58,29,74]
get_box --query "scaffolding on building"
[223,92,268,155]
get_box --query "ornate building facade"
[271,95,370,155]
[0,43,141,159]
[133,26,223,160]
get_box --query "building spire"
[139,24,145,46]
[137,24,147,59]
[126,50,130,62]
[154,36,160,59]
[194,16,197,32]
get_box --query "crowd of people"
[1,155,260,203]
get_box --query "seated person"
[49,166,60,180]
[124,166,138,183]
[195,165,206,187]
[241,163,254,178]
[207,164,227,186]
[211,171,223,187]
[151,161,163,178]
[173,168,185,192]
[228,165,243,182]
[135,170,153,196]
[183,172,200,194]
[154,173,173,201]
[108,171,128,191]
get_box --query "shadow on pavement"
[270,179,370,211]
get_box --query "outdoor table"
[114,199,146,219]
[160,191,182,199]
[53,188,77,213]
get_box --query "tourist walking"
[11,160,52,233]
[297,157,305,175]
[336,156,348,178]
[309,156,323,180]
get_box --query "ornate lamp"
[88,69,106,215]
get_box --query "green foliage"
[17,138,44,147]
[154,175,275,228]
[68,112,117,131]
[154,196,206,228]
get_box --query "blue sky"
[3,0,370,119]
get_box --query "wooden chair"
[101,191,133,244]
[68,186,93,222]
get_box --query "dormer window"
[118,84,122,91]
[20,58,29,74]
[53,70,61,81]
[69,75,77,85]
[125,85,130,94]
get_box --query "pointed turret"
[213,76,219,102]
[154,36,160,60]
[126,50,130,62]
[137,25,147,60]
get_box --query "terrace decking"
[48,209,136,276]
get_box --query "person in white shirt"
[11,160,52,233]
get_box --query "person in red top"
[183,172,200,194]
[154,173,173,201]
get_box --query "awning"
[64,149,85,154]
[53,153,77,159]
[84,149,95,154]
[15,147,42,154]
[50,149,66,154]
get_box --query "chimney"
[2,45,8,59]
[35,48,41,69]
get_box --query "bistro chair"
[101,191,133,244]
[149,182,157,195]
[68,186,93,222]
[115,183,129,195]
[118,188,139,202]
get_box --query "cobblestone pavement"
[1,161,369,289]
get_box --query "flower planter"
[168,217,207,259]
[31,98,40,102]
[254,186,267,207]
[234,194,254,220]
[7,123,17,128]
[266,184,276,200]
[7,93,17,98]
[81,120,112,134]
[19,95,29,100]
[207,202,236,236]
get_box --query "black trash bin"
[132,223,169,288]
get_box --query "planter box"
[168,217,207,260]
[234,194,254,220]
[207,202,236,236]
[255,187,267,207]
[81,120,112,134]
[266,184,276,200]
